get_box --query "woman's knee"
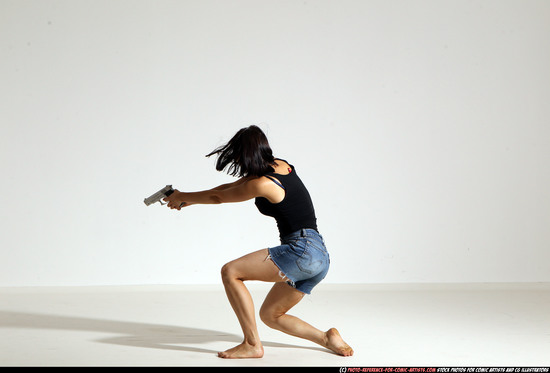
[259,303,282,327]
[220,262,231,282]
[259,305,275,327]
[220,261,240,283]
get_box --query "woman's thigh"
[222,248,285,283]
[260,282,305,318]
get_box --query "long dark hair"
[206,125,276,177]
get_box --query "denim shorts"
[267,228,330,295]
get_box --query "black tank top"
[254,159,318,238]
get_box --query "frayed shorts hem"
[266,228,330,295]
[265,252,302,293]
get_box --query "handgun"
[144,185,176,206]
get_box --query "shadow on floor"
[0,311,327,355]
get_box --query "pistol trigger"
[159,200,167,206]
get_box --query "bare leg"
[218,249,283,359]
[259,282,354,356]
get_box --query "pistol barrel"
[144,185,174,206]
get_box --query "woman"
[163,125,353,359]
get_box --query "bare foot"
[325,328,354,356]
[217,341,264,359]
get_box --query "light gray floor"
[1,283,549,367]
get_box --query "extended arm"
[163,176,280,210]
[211,177,250,191]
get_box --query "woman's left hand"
[163,190,189,210]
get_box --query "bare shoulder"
[247,176,285,204]
[244,176,275,189]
